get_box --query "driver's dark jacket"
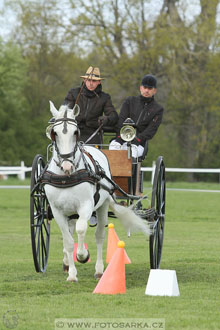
[63,84,118,134]
[117,95,164,147]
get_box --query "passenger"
[63,66,118,144]
[109,74,164,158]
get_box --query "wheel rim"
[30,155,50,273]
[149,156,166,269]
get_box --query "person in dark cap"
[109,74,164,158]
[63,66,118,144]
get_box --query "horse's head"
[47,101,80,175]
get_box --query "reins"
[84,123,104,144]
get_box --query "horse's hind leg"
[94,201,108,279]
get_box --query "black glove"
[131,137,141,146]
[98,116,108,126]
[115,135,124,145]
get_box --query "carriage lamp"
[120,118,136,142]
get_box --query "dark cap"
[141,74,157,88]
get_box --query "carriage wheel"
[149,156,166,269]
[30,154,50,272]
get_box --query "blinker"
[46,124,54,140]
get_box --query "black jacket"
[64,84,118,130]
[117,95,164,146]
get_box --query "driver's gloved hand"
[115,136,124,145]
[98,116,108,126]
[131,137,141,146]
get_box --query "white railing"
[141,161,220,184]
[0,160,220,183]
[0,161,32,180]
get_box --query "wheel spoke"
[154,229,158,265]
[149,156,166,269]
[41,229,46,270]
[30,155,51,273]
[36,226,41,265]
[42,221,49,237]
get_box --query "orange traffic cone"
[93,241,126,294]
[73,243,90,262]
[106,223,131,264]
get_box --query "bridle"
[48,105,104,174]
[50,110,80,170]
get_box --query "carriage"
[30,102,166,280]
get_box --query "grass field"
[0,181,220,330]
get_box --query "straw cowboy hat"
[80,66,105,80]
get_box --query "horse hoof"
[76,250,90,264]
[63,263,69,272]
[94,273,103,280]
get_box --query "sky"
[0,0,219,40]
[0,0,16,39]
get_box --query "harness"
[34,110,134,207]
[39,147,113,206]
[41,169,99,188]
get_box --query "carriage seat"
[102,150,132,196]
[102,125,148,196]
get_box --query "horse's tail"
[109,199,151,236]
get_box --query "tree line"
[1,0,220,180]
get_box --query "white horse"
[44,101,151,282]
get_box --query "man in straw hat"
[109,74,164,159]
[63,66,118,144]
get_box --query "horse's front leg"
[52,211,78,282]
[62,226,78,282]
[94,201,109,279]
[63,219,76,272]
[76,207,92,263]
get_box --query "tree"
[1,0,220,175]
[3,0,88,163]
[160,0,220,169]
[0,40,31,164]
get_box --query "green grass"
[166,180,220,190]
[0,182,220,329]
[0,177,30,186]
[1,176,220,190]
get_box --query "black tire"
[149,156,166,269]
[30,154,50,272]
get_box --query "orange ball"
[118,241,125,248]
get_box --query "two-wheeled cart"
[30,125,165,272]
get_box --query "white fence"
[0,161,32,180]
[141,162,220,184]
[0,160,220,183]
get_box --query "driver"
[109,74,164,158]
[63,66,118,144]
